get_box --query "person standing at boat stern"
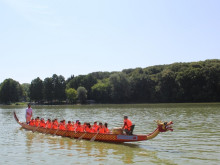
[122,116,132,135]
[25,103,33,124]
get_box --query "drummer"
[122,116,133,135]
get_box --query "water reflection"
[25,130,35,154]
[23,128,178,164]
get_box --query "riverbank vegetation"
[0,59,219,104]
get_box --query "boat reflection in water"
[23,129,157,164]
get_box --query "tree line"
[0,59,219,104]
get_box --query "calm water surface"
[0,103,220,165]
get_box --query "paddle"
[77,132,87,141]
[32,125,40,133]
[90,131,99,142]
[53,128,60,136]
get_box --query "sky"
[0,0,220,84]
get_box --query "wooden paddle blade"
[90,133,98,142]
[77,133,86,141]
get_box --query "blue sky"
[0,0,219,84]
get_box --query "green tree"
[43,77,53,102]
[0,78,23,103]
[52,74,66,102]
[21,83,30,102]
[129,71,156,103]
[84,74,97,99]
[67,75,85,89]
[77,86,87,104]
[66,74,74,84]
[91,79,111,103]
[156,69,180,102]
[67,74,97,99]
[109,73,131,103]
[89,72,111,80]
[29,77,43,102]
[65,88,77,103]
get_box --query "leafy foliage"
[43,77,53,102]
[21,83,30,101]
[0,78,23,103]
[66,88,77,103]
[109,73,131,103]
[52,74,66,102]
[77,87,87,104]
[0,59,219,104]
[29,77,43,102]
[91,79,111,103]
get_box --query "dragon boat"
[14,112,173,143]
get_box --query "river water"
[0,103,219,165]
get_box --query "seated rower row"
[29,118,110,134]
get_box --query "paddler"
[75,120,79,127]
[40,118,46,128]
[72,121,76,131]
[35,117,40,127]
[54,119,59,126]
[46,119,52,128]
[85,123,93,133]
[104,123,110,134]
[82,122,87,131]
[74,120,79,131]
[76,122,83,132]
[59,120,66,130]
[29,118,35,126]
[98,123,105,134]
[92,121,99,133]
[66,121,73,131]
[52,119,58,129]
[25,103,33,124]
[122,116,133,135]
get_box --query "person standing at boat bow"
[25,103,33,124]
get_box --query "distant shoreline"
[1,102,220,106]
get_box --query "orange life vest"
[52,122,58,129]
[124,119,132,130]
[98,127,105,134]
[92,124,99,132]
[46,121,52,128]
[76,126,83,132]
[29,120,35,126]
[40,121,46,128]
[82,124,87,131]
[66,123,73,131]
[104,127,110,134]
[85,127,92,133]
[35,120,40,127]
[59,123,66,130]
[54,120,59,126]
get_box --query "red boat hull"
[14,112,147,143]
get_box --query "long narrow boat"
[14,112,173,143]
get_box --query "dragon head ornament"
[155,120,173,132]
